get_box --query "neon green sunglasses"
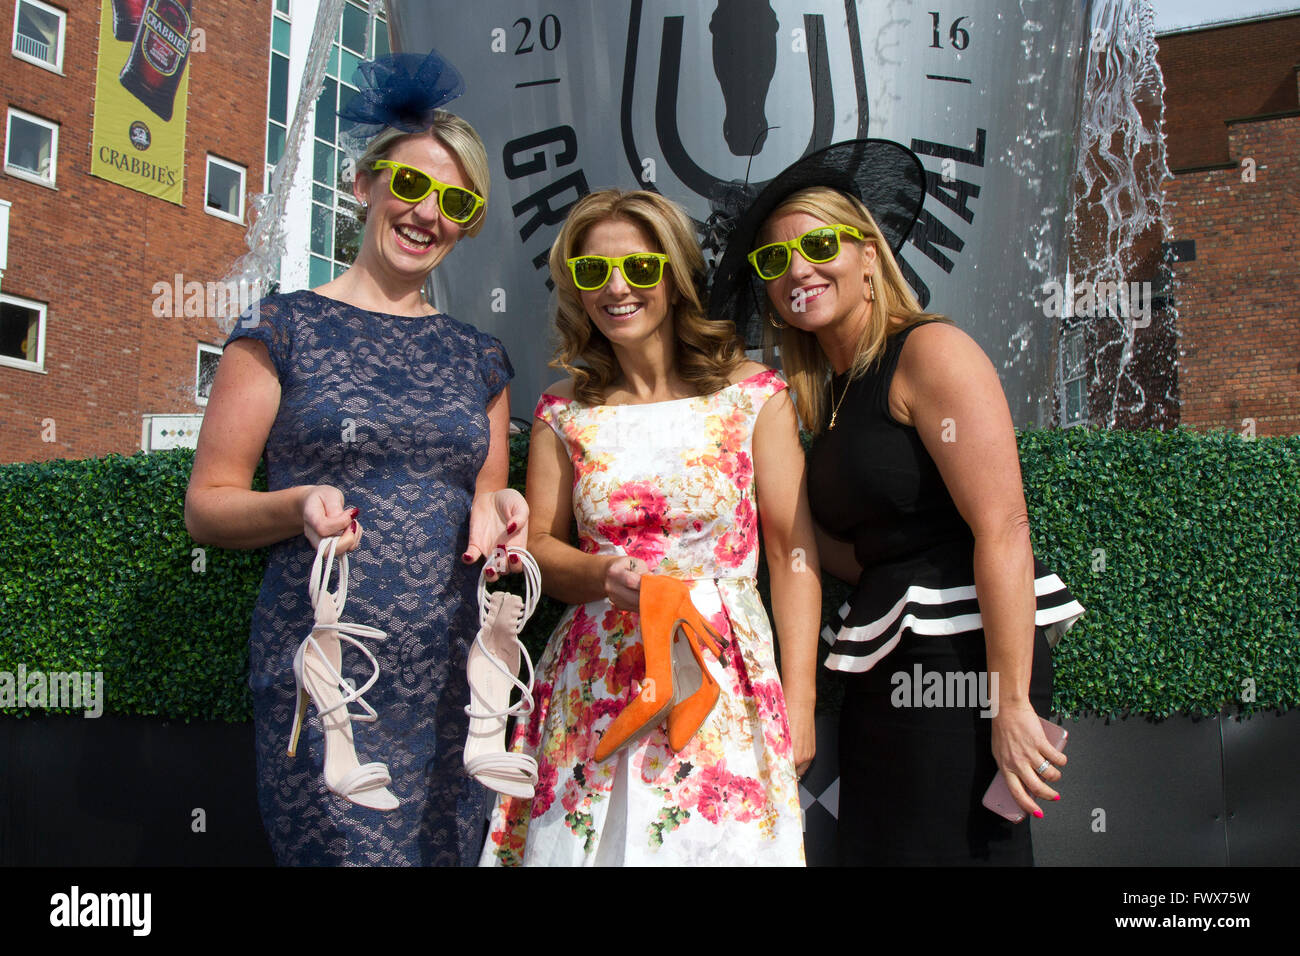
[748,224,866,280]
[371,160,484,224]
[566,252,670,291]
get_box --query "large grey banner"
[389,0,1092,425]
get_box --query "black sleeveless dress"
[807,320,1083,865]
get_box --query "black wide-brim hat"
[707,139,926,346]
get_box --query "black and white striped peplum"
[823,557,1085,674]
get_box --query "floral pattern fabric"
[481,370,804,866]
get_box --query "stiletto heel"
[594,575,725,761]
[463,547,541,798]
[666,618,723,752]
[289,536,398,812]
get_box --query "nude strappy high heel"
[463,547,541,798]
[288,535,398,812]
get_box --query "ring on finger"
[1034,759,1051,776]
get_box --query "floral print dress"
[481,369,804,866]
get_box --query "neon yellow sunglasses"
[566,252,670,291]
[748,224,866,280]
[371,160,484,223]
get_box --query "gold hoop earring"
[867,275,876,303]
[768,310,787,330]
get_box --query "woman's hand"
[301,484,363,553]
[603,555,644,612]
[786,699,816,777]
[465,488,530,580]
[991,700,1066,817]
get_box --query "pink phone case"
[981,719,1069,823]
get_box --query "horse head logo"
[710,0,779,157]
[623,0,870,201]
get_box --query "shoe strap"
[465,750,539,783]
[466,547,542,721]
[464,603,537,720]
[304,536,388,722]
[333,760,392,796]
[302,631,384,721]
[476,546,541,625]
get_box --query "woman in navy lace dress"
[186,54,525,865]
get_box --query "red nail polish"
[349,507,359,518]
[507,523,517,534]
[462,553,472,562]
[1033,809,1044,819]
[350,521,357,533]
[510,554,520,564]
[1053,795,1061,802]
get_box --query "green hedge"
[1,428,1295,721]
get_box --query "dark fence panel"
[5,711,1294,866]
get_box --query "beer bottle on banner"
[111,0,148,42]
[119,0,193,122]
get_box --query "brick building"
[1158,10,1300,436]
[2,5,1295,461]
[0,0,268,463]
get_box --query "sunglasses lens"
[440,186,479,222]
[622,255,663,287]
[571,257,611,290]
[800,229,840,262]
[389,166,431,202]
[754,245,790,279]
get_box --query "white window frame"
[11,0,65,74]
[1058,327,1088,427]
[274,0,290,19]
[0,290,47,373]
[195,342,222,405]
[4,107,58,187]
[204,154,246,223]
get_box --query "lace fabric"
[227,290,512,865]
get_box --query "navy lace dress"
[225,290,512,866]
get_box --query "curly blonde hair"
[549,190,745,404]
[759,187,947,432]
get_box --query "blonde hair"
[355,110,490,237]
[759,187,946,432]
[549,190,745,404]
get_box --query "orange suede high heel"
[593,575,678,761]
[666,614,725,752]
[594,576,725,761]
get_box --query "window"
[341,1,367,54]
[0,292,46,372]
[266,49,289,166]
[4,108,57,186]
[1059,328,1088,426]
[275,0,290,16]
[12,0,64,72]
[205,155,246,222]
[195,343,221,404]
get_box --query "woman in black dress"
[710,141,1084,865]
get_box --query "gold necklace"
[828,375,850,430]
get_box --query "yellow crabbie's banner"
[90,0,194,204]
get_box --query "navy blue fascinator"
[338,48,465,135]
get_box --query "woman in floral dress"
[481,190,820,866]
